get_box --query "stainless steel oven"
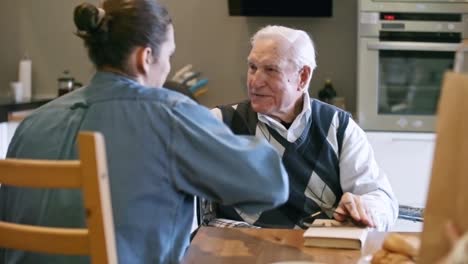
[358,0,468,132]
[361,0,468,13]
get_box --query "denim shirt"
[0,72,289,264]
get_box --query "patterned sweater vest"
[216,100,350,228]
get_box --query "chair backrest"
[0,131,117,263]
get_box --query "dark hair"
[74,0,172,72]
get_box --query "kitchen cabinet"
[366,131,435,232]
[0,123,7,158]
[0,122,19,158]
[366,131,435,208]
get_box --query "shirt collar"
[258,92,312,142]
[90,71,141,87]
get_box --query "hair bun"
[74,3,101,35]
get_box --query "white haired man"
[205,25,398,231]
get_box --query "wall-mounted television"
[228,0,333,17]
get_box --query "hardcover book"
[303,220,369,250]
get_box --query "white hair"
[251,25,317,71]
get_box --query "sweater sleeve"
[339,118,399,231]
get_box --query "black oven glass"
[378,50,454,115]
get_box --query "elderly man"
[206,25,398,231]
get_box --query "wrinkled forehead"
[248,38,294,68]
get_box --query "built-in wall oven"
[358,0,468,132]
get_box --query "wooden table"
[182,227,418,264]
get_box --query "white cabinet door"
[0,122,20,159]
[0,123,7,158]
[366,132,435,208]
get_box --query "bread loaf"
[371,234,420,264]
[371,249,388,264]
[371,249,415,264]
[383,234,420,258]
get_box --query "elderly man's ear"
[298,66,312,91]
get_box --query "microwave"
[360,0,468,13]
[373,0,468,2]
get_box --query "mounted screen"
[228,0,333,17]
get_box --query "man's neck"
[275,95,305,124]
[281,120,293,129]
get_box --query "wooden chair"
[0,132,117,263]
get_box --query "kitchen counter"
[0,97,54,122]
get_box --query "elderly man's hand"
[333,192,375,228]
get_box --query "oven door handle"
[367,41,460,52]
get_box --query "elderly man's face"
[247,38,305,121]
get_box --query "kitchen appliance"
[361,0,468,13]
[358,0,468,131]
[57,70,74,96]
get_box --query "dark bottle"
[57,70,75,96]
[318,79,337,104]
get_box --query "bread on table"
[371,234,420,264]
[383,234,420,258]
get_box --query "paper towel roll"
[18,58,32,102]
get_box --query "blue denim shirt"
[0,72,289,264]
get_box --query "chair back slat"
[0,132,118,263]
[0,160,81,188]
[79,132,118,264]
[0,221,88,255]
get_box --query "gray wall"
[0,0,97,99]
[159,0,358,111]
[0,0,358,112]
[0,1,20,97]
